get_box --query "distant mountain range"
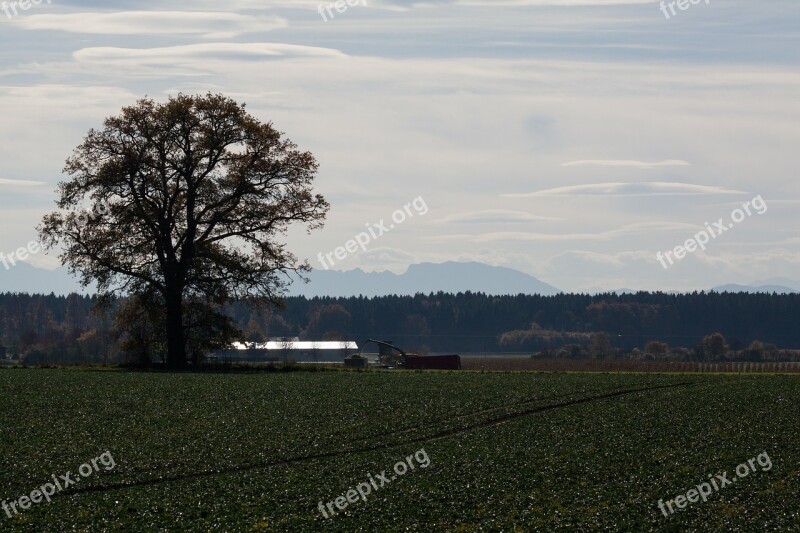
[585,279,800,296]
[589,284,799,295]
[752,278,800,292]
[581,287,638,295]
[0,261,560,297]
[711,282,798,294]
[1,260,797,297]
[290,261,561,297]
[0,262,95,295]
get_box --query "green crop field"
[1,369,798,531]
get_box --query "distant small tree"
[402,314,432,338]
[558,344,585,359]
[280,337,293,363]
[76,327,114,365]
[115,293,166,365]
[302,305,351,340]
[310,341,321,362]
[729,337,743,356]
[589,332,613,358]
[323,330,346,341]
[671,347,690,361]
[645,341,669,356]
[764,343,778,361]
[746,340,765,362]
[702,332,728,361]
[245,320,266,344]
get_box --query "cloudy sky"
[0,0,798,292]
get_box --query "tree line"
[1,290,797,365]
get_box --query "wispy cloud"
[16,12,287,38]
[72,43,346,67]
[454,0,653,5]
[426,221,698,243]
[561,159,690,168]
[0,178,47,187]
[503,182,747,198]
[434,209,560,224]
[0,0,795,292]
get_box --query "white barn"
[215,340,359,362]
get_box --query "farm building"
[214,340,359,362]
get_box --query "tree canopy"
[39,93,329,368]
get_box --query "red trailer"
[402,354,462,370]
[360,339,461,370]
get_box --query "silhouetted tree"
[39,93,329,368]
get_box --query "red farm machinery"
[356,339,461,370]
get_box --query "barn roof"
[231,341,358,350]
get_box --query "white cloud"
[425,221,698,243]
[561,159,690,168]
[0,2,797,292]
[0,178,47,187]
[503,182,748,198]
[16,12,287,38]
[454,0,652,5]
[72,43,346,67]
[433,209,561,224]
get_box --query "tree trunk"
[165,288,186,369]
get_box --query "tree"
[64,293,87,340]
[301,304,351,340]
[244,316,266,344]
[746,340,765,362]
[114,293,166,365]
[558,344,585,359]
[39,94,329,368]
[702,332,728,361]
[184,299,243,365]
[645,341,669,356]
[589,332,613,358]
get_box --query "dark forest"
[1,291,797,364]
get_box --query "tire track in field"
[324,384,651,445]
[57,380,696,497]
[60,385,631,496]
